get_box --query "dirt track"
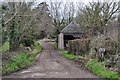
[3,39,99,78]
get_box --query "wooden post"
[68,41,71,53]
[76,41,79,55]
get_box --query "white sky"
[36,0,92,4]
[0,0,119,3]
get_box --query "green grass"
[31,41,42,56]
[0,42,9,52]
[61,51,85,60]
[86,59,119,79]
[61,51,78,60]
[2,41,42,75]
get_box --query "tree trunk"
[9,3,19,51]
[118,13,120,74]
[9,19,19,51]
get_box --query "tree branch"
[4,11,17,24]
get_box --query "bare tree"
[34,2,53,37]
[49,1,76,42]
[77,2,120,37]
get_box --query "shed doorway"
[64,34,76,50]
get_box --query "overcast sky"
[36,0,91,4]
[0,0,90,2]
[0,0,119,3]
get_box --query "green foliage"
[85,59,119,79]
[3,52,29,74]
[0,42,9,52]
[32,42,42,56]
[58,47,119,79]
[61,51,78,60]
[5,62,19,73]
[11,53,28,67]
[61,51,86,60]
[2,41,42,75]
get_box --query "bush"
[85,59,119,79]
[0,42,9,52]
[2,41,42,75]
[20,35,34,47]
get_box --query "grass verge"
[61,51,119,79]
[61,51,77,60]
[61,51,85,60]
[86,59,119,79]
[2,41,42,75]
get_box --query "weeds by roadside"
[2,41,42,75]
[86,59,119,79]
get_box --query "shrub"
[0,42,9,52]
[11,53,27,66]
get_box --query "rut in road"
[3,39,99,78]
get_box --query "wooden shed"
[58,21,83,50]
